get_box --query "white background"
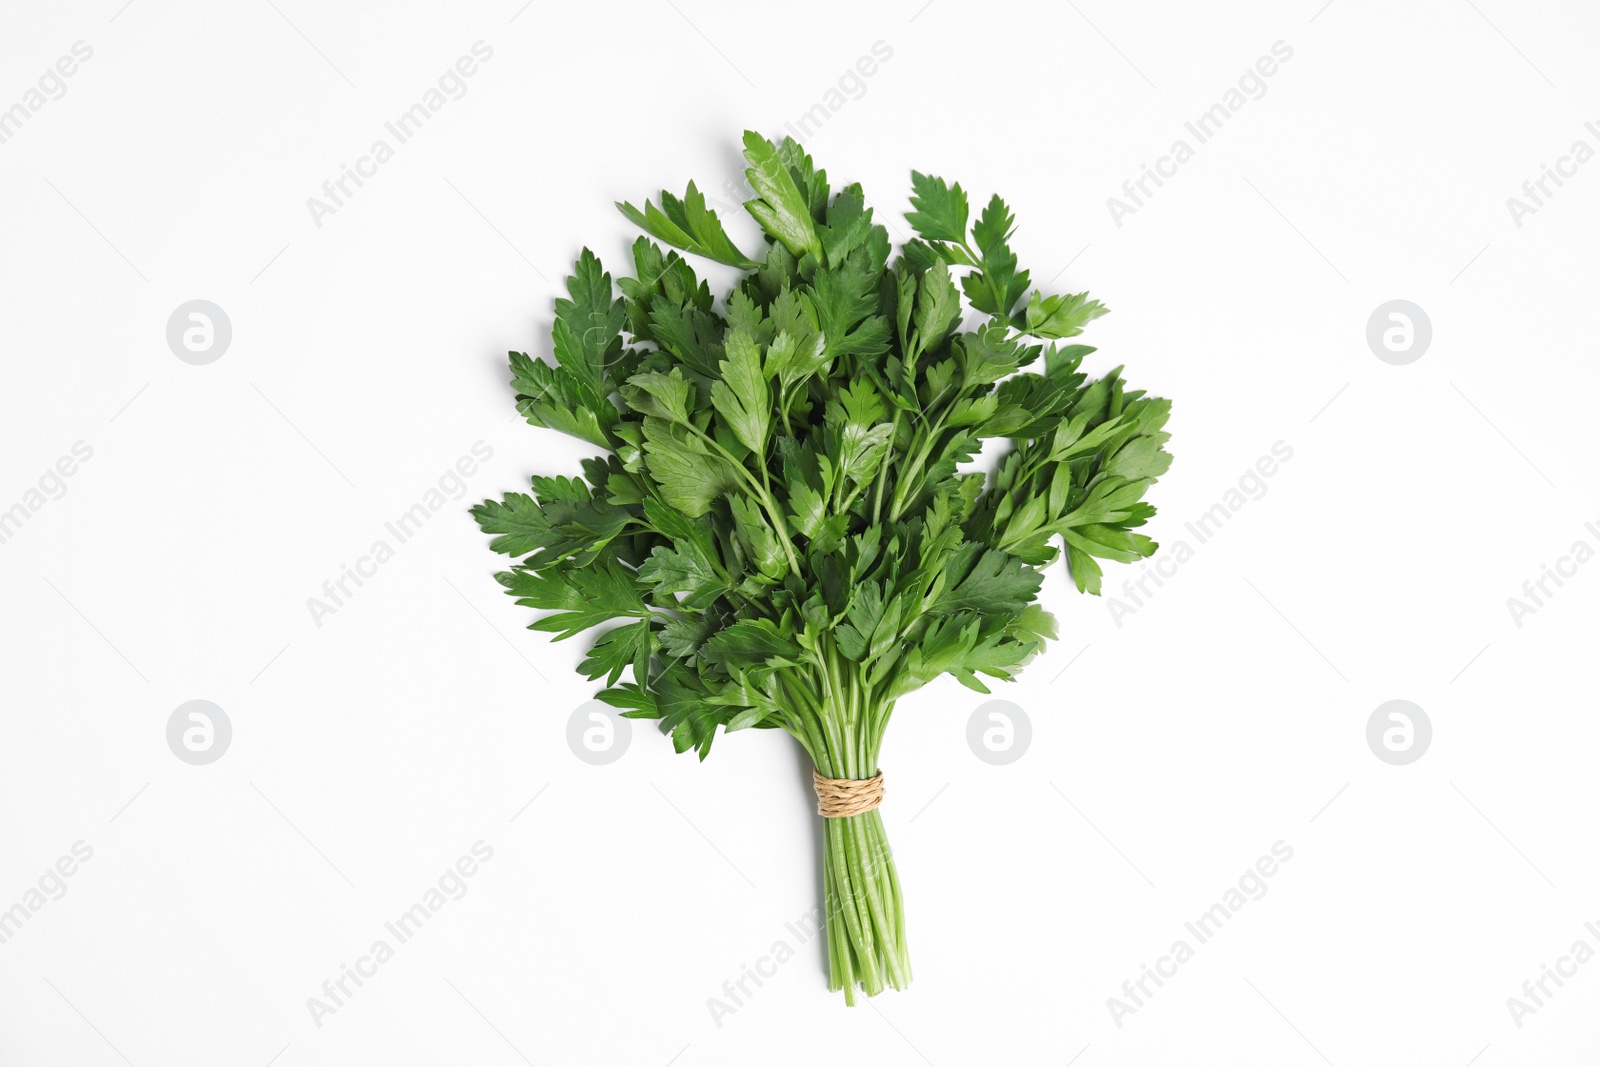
[2,0,1597,1064]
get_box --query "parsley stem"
[684,422,804,578]
[804,641,909,1000]
[869,411,899,526]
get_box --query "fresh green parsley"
[474,132,1173,1003]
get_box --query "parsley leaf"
[742,131,824,261]
[617,181,760,269]
[906,171,968,244]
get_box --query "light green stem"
[802,646,910,1003]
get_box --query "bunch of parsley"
[474,132,1172,1002]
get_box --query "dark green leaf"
[906,171,968,244]
[743,131,823,260]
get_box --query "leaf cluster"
[475,132,1171,760]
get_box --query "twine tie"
[811,768,885,818]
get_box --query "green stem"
[822,810,910,1000]
[869,410,901,525]
[888,417,946,522]
[805,647,911,1003]
[684,423,804,578]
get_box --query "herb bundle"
[474,132,1172,1002]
